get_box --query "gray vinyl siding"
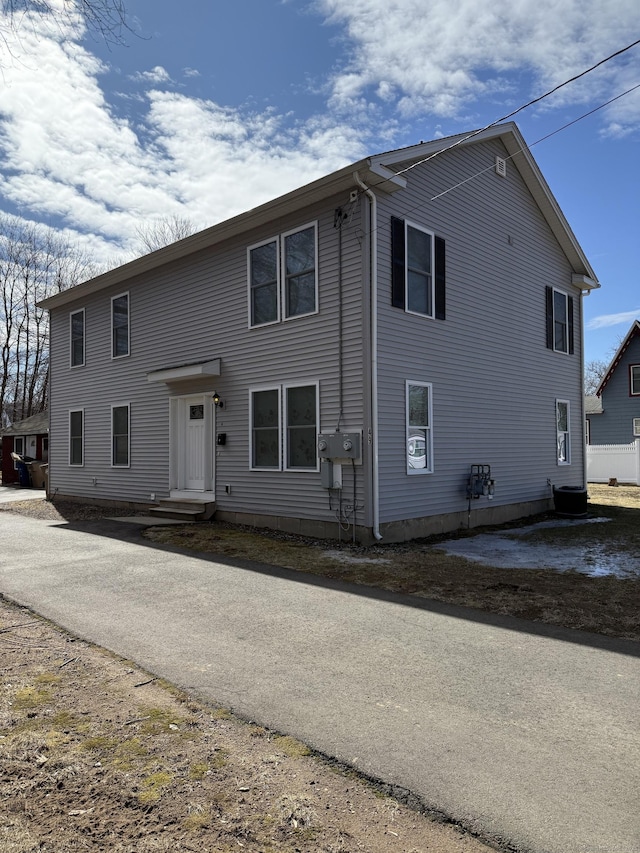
[48,193,369,523]
[588,335,640,444]
[374,138,585,524]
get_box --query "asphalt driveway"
[1,511,638,853]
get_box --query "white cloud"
[0,7,366,262]
[130,65,173,84]
[316,0,640,130]
[587,310,640,330]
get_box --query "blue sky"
[0,0,638,364]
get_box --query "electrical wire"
[429,81,640,202]
[391,36,640,180]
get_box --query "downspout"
[354,171,382,540]
[580,289,588,490]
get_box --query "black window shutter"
[545,286,553,349]
[434,236,446,320]
[391,216,405,309]
[568,296,574,354]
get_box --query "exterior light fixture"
[213,392,223,408]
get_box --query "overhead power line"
[392,36,640,179]
[430,81,640,202]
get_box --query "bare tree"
[0,214,95,426]
[1,0,129,44]
[584,359,608,396]
[135,215,199,254]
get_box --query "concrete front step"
[148,499,216,522]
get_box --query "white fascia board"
[147,359,221,384]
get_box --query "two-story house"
[586,320,640,445]
[39,122,599,543]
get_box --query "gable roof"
[39,121,599,312]
[596,320,640,396]
[1,411,49,436]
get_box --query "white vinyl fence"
[587,439,640,485]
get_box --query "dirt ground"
[1,484,638,852]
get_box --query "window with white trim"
[391,218,446,320]
[112,404,130,467]
[285,384,318,469]
[13,436,24,470]
[633,418,640,438]
[545,287,574,354]
[630,365,640,396]
[406,381,433,474]
[556,400,570,464]
[248,223,317,327]
[70,309,85,367]
[250,383,318,471]
[251,388,281,469]
[112,293,129,358]
[69,409,84,466]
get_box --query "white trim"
[70,308,85,368]
[406,381,433,475]
[170,394,215,492]
[111,291,130,359]
[404,220,435,320]
[630,364,640,396]
[13,436,24,470]
[633,418,640,438]
[111,403,130,468]
[556,399,571,465]
[281,222,319,322]
[147,359,221,383]
[283,380,320,472]
[247,236,280,328]
[69,408,84,467]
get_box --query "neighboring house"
[0,412,49,485]
[586,320,640,445]
[39,122,599,543]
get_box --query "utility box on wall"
[317,432,362,462]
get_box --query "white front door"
[185,398,206,489]
[172,395,214,493]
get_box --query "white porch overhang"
[147,358,221,384]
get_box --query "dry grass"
[142,483,640,642]
[0,601,495,852]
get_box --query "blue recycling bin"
[16,461,31,487]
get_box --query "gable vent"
[495,156,507,177]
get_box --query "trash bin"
[553,485,588,518]
[28,462,46,489]
[16,461,31,487]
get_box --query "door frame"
[169,393,215,495]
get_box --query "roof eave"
[39,156,401,311]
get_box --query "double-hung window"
[633,418,640,438]
[251,388,281,469]
[112,293,129,358]
[545,287,574,354]
[250,383,318,470]
[556,400,570,464]
[391,217,446,320]
[285,384,318,469]
[249,240,279,326]
[70,309,85,367]
[406,381,433,474]
[248,223,317,327]
[112,404,130,467]
[69,410,84,466]
[630,365,640,396]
